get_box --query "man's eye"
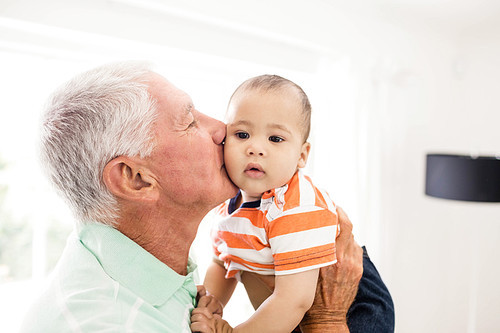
[236,132,249,139]
[269,136,284,143]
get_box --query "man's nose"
[203,113,226,145]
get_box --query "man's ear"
[297,142,311,168]
[102,156,158,202]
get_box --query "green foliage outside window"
[0,157,71,283]
[0,158,32,282]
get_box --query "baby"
[192,75,339,332]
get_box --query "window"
[0,15,357,331]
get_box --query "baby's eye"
[236,132,249,139]
[269,136,284,143]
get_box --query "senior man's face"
[147,73,238,210]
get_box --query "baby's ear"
[297,142,311,168]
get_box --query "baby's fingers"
[198,295,224,316]
[191,321,213,333]
[191,307,214,321]
[191,308,215,333]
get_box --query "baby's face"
[224,88,310,202]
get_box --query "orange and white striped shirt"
[212,170,339,279]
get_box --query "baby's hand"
[196,286,224,317]
[192,287,228,333]
[190,307,232,333]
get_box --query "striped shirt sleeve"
[267,206,338,275]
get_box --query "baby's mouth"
[245,163,262,171]
[244,163,265,178]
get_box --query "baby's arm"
[234,268,319,333]
[191,259,237,333]
[203,258,238,307]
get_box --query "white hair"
[40,61,158,226]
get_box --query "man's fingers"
[334,206,362,281]
[352,241,364,280]
[335,206,354,261]
[336,206,353,240]
[337,238,363,282]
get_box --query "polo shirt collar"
[78,223,198,307]
[228,191,261,214]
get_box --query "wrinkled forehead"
[148,74,194,117]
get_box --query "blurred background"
[0,0,499,332]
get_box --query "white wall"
[342,11,500,333]
[1,0,499,332]
[355,11,500,333]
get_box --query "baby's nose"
[247,145,264,156]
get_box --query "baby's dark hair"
[229,74,311,142]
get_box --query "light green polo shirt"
[21,223,199,332]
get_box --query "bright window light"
[0,16,356,331]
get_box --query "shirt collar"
[78,223,198,307]
[228,170,302,214]
[228,191,261,214]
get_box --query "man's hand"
[299,207,363,333]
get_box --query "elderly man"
[21,62,392,332]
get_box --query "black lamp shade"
[425,154,500,202]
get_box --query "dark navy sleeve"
[347,246,395,333]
